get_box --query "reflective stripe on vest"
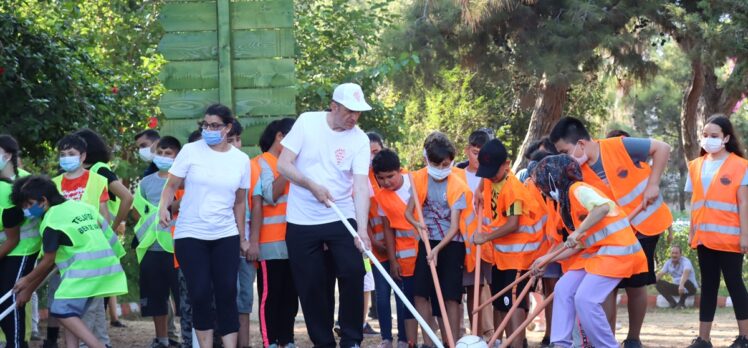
[374,233,385,241]
[518,214,548,234]
[585,243,642,258]
[135,213,158,241]
[64,264,124,279]
[0,227,39,242]
[494,241,543,253]
[584,218,631,248]
[617,178,648,207]
[691,200,738,213]
[630,195,665,226]
[395,230,417,238]
[697,223,741,236]
[263,215,287,225]
[396,249,417,259]
[57,249,116,271]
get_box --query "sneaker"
[286,343,297,348]
[729,336,748,348]
[622,338,643,348]
[151,339,169,348]
[31,331,42,341]
[334,320,341,337]
[111,320,127,328]
[687,337,713,348]
[396,342,411,348]
[169,339,180,347]
[539,336,551,348]
[42,340,59,348]
[363,322,380,336]
[378,340,393,348]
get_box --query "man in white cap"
[278,83,373,348]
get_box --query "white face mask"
[138,147,155,162]
[0,154,8,171]
[428,163,453,181]
[700,137,725,154]
[571,143,588,165]
[548,174,560,202]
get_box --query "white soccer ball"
[455,335,488,348]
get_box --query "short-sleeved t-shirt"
[464,169,481,192]
[661,257,698,286]
[422,177,465,242]
[490,179,523,221]
[2,206,24,230]
[169,140,250,240]
[573,186,617,215]
[684,157,748,194]
[280,112,370,225]
[377,178,411,217]
[42,227,72,253]
[60,171,109,203]
[94,166,119,202]
[590,137,651,183]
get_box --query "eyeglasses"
[198,121,227,131]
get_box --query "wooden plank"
[217,0,233,107]
[232,29,295,58]
[236,116,284,146]
[231,0,294,29]
[240,146,262,158]
[159,2,216,32]
[233,59,294,89]
[160,119,202,143]
[234,87,297,117]
[160,61,219,90]
[158,32,218,61]
[159,90,220,119]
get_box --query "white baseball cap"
[332,83,372,112]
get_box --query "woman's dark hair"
[157,136,182,153]
[367,132,384,148]
[187,129,202,143]
[0,134,21,179]
[228,119,243,137]
[424,132,456,164]
[525,136,557,160]
[74,128,111,164]
[372,148,401,174]
[57,134,88,154]
[702,114,745,158]
[204,104,235,125]
[606,129,630,138]
[258,118,296,153]
[12,175,66,207]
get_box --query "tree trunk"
[676,124,687,212]
[512,78,568,171]
[681,58,705,162]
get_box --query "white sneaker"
[396,341,411,348]
[378,340,394,348]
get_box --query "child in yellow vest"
[12,176,127,348]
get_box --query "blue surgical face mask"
[202,129,224,146]
[153,155,175,171]
[24,202,45,218]
[59,155,81,172]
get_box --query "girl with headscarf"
[529,155,647,348]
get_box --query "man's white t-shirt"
[169,140,250,240]
[378,178,411,217]
[281,111,370,225]
[464,168,481,192]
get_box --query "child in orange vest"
[530,155,647,348]
[372,148,419,348]
[404,132,473,347]
[472,139,546,348]
[685,115,748,348]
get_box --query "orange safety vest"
[256,152,289,245]
[248,157,261,211]
[688,153,747,253]
[412,168,479,272]
[368,171,388,261]
[454,168,494,265]
[524,177,554,257]
[580,137,673,236]
[374,180,418,277]
[172,189,185,269]
[481,173,546,270]
[567,182,648,278]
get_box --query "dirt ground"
[24,306,739,348]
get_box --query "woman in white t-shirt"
[159,104,250,348]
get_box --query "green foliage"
[0,1,165,176]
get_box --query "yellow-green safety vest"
[132,182,174,263]
[39,200,128,299]
[0,169,41,256]
[90,162,125,220]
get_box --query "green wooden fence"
[157,0,296,155]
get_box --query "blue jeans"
[373,261,407,342]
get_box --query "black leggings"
[257,259,298,346]
[175,235,240,335]
[697,245,748,322]
[0,255,35,348]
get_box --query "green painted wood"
[236,116,284,146]
[159,90,219,119]
[231,0,294,29]
[217,0,233,107]
[160,119,202,143]
[235,87,296,117]
[233,59,295,88]
[232,29,295,58]
[160,61,219,90]
[158,32,218,61]
[240,146,262,157]
[160,59,293,90]
[160,2,216,32]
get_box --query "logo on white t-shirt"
[335,148,346,165]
